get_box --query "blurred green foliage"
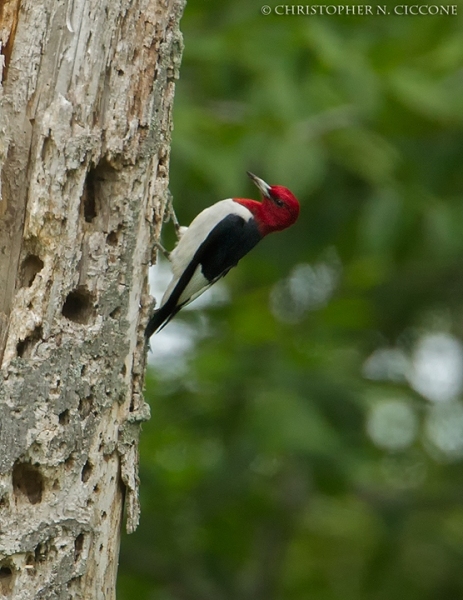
[119,2,463,599]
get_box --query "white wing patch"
[161,264,210,308]
[178,266,211,306]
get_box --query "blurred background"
[118,1,463,598]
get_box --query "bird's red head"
[235,172,300,236]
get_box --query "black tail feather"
[145,301,180,339]
[146,244,203,339]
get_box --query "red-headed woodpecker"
[146,172,300,337]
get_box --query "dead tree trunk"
[0,0,184,598]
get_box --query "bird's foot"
[155,241,171,261]
[165,191,184,241]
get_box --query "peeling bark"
[0,0,184,597]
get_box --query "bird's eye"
[269,191,285,207]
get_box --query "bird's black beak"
[247,171,271,199]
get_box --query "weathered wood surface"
[0,0,184,597]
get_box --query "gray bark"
[0,0,184,597]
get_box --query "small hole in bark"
[93,484,100,493]
[21,255,44,287]
[67,576,82,590]
[62,288,95,324]
[78,395,93,419]
[81,158,116,223]
[65,454,75,471]
[58,409,70,425]
[109,306,121,319]
[74,534,84,562]
[0,495,8,509]
[12,462,44,504]
[0,564,14,595]
[81,460,92,483]
[34,540,51,563]
[34,546,41,562]
[25,553,36,576]
[101,510,107,519]
[106,230,118,245]
[16,326,42,359]
[82,169,97,222]
[49,377,62,394]
[120,363,126,377]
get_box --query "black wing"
[146,214,262,337]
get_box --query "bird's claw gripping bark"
[155,192,185,260]
[155,241,171,261]
[165,191,183,240]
